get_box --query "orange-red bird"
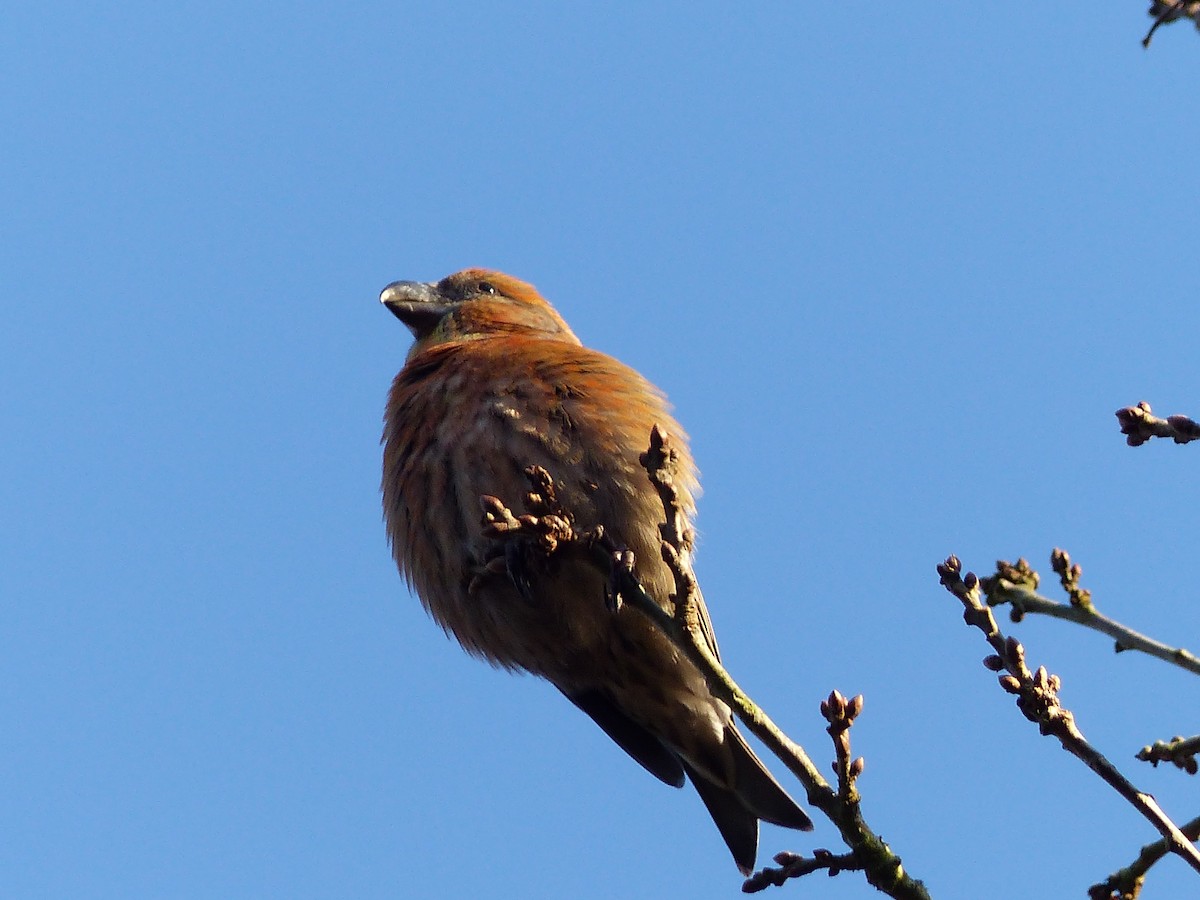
[381,268,812,873]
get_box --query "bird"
[380,268,812,874]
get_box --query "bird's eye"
[478,281,498,296]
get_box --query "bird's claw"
[476,486,576,601]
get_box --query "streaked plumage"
[381,268,811,872]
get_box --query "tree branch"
[631,427,927,897]
[1089,815,1200,899]
[1137,734,1200,775]
[1116,401,1200,446]
[979,552,1200,677]
[938,556,1200,877]
[743,849,866,892]
[1143,1,1200,47]
[479,432,930,898]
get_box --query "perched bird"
[380,268,812,873]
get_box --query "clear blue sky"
[4,4,1198,898]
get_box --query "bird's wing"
[694,588,721,662]
[562,687,685,788]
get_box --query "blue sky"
[4,4,1199,898]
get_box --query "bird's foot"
[471,481,576,599]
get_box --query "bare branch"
[638,426,927,898]
[1144,1,1200,47]
[478,439,930,898]
[743,692,865,892]
[938,556,1200,877]
[1137,735,1200,775]
[1090,816,1200,899]
[821,689,867,804]
[1116,401,1200,446]
[743,849,866,893]
[980,553,1200,677]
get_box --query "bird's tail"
[685,726,812,875]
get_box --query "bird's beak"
[380,281,456,338]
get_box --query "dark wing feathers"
[563,688,685,788]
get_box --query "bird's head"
[380,269,580,356]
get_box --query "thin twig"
[1137,735,1200,775]
[1143,0,1199,48]
[822,689,866,805]
[1116,401,1200,446]
[980,554,1200,677]
[482,435,931,898]
[939,556,1200,877]
[743,692,866,893]
[1089,815,1200,899]
[743,849,865,892]
[637,426,926,898]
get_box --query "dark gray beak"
[380,280,455,338]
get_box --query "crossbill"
[380,268,812,873]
